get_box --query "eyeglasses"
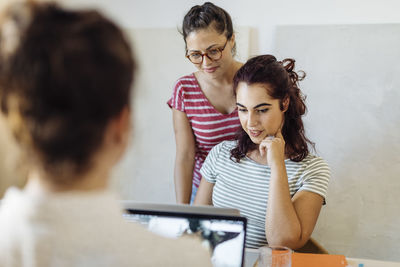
[186,39,229,64]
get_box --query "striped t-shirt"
[200,140,331,248]
[167,74,241,187]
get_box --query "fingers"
[259,145,266,157]
[259,135,274,156]
[259,141,267,157]
[266,135,275,141]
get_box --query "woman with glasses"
[168,2,242,204]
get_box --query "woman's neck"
[221,60,242,83]
[26,167,109,194]
[246,148,268,165]
[246,146,288,165]
[200,60,242,86]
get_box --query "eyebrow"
[187,44,219,53]
[236,103,272,109]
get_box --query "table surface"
[244,248,400,267]
[346,257,400,267]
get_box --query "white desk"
[346,258,400,267]
[244,249,400,267]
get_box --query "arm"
[193,177,214,205]
[172,108,196,204]
[261,132,324,249]
[266,164,323,249]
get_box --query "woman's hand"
[259,130,286,167]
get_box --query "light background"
[0,0,399,262]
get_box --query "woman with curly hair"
[194,55,331,250]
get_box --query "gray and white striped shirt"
[200,140,331,248]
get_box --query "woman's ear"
[230,34,236,55]
[105,106,131,146]
[230,33,235,44]
[282,97,290,112]
[114,106,131,143]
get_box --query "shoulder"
[174,74,198,88]
[132,230,211,266]
[168,236,211,266]
[293,153,331,179]
[205,141,237,165]
[0,187,28,224]
[302,154,330,170]
[0,188,31,254]
[169,74,199,109]
[211,140,237,154]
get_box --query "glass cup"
[257,245,292,267]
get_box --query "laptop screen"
[122,202,247,267]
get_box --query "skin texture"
[195,83,324,249]
[172,26,242,204]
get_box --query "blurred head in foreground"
[0,1,135,190]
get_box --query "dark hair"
[0,2,135,182]
[181,2,234,47]
[231,55,314,162]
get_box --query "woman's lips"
[203,67,218,73]
[249,130,263,137]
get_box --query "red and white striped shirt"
[168,74,241,188]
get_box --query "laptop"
[122,202,247,267]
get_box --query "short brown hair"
[0,2,135,182]
[181,2,235,54]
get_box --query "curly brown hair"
[0,2,135,181]
[230,54,314,162]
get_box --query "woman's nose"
[202,54,213,66]
[247,112,258,127]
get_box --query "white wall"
[62,0,400,54]
[1,0,399,262]
[61,0,400,261]
[96,1,399,261]
[274,24,400,261]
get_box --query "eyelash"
[238,109,269,113]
